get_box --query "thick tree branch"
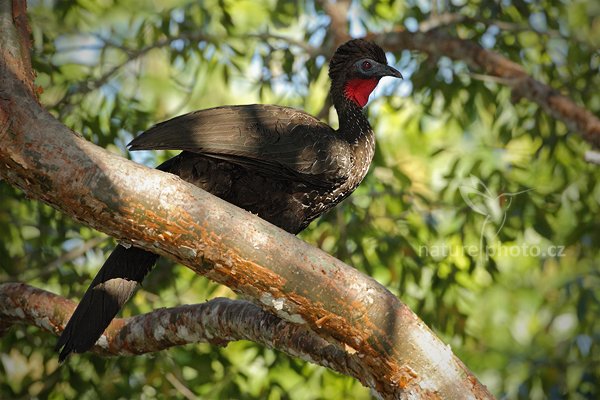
[371,29,600,148]
[0,2,493,399]
[0,282,374,384]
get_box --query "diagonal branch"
[371,29,600,148]
[29,236,109,280]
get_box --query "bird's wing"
[128,104,351,186]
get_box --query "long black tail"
[56,245,158,361]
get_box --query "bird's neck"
[336,102,374,145]
[336,102,376,187]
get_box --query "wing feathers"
[129,104,349,184]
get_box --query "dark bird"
[56,39,402,361]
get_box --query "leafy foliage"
[1,0,599,398]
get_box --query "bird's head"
[329,39,402,109]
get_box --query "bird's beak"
[375,63,403,79]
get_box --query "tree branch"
[320,0,351,48]
[419,12,580,43]
[371,29,600,148]
[247,32,321,57]
[0,282,375,386]
[0,2,493,399]
[315,0,349,122]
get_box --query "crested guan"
[56,39,402,361]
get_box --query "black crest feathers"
[328,39,387,80]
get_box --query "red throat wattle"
[344,78,379,108]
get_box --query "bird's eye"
[361,61,372,70]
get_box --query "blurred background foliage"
[1,0,599,398]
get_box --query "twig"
[469,72,516,85]
[50,32,214,111]
[165,373,197,400]
[29,236,109,280]
[247,33,321,57]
